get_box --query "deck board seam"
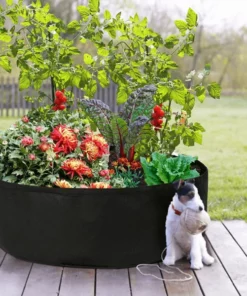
[20,262,33,296]
[205,231,241,296]
[94,269,97,296]
[127,268,133,296]
[222,221,247,257]
[56,266,64,296]
[158,263,168,295]
[193,269,206,296]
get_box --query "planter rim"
[0,160,207,195]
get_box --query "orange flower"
[50,125,78,154]
[130,161,142,170]
[90,182,112,189]
[80,133,109,161]
[111,161,118,167]
[109,169,115,175]
[61,158,93,179]
[118,157,130,166]
[54,179,72,188]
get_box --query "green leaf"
[97,47,109,57]
[174,20,187,36]
[33,79,42,90]
[165,34,179,49]
[140,156,163,186]
[104,9,111,20]
[186,8,198,28]
[2,175,17,183]
[84,53,94,65]
[195,85,206,102]
[77,6,90,21]
[19,73,31,90]
[12,170,24,176]
[117,85,131,104]
[194,130,202,144]
[0,56,11,73]
[84,79,97,98]
[97,69,109,88]
[6,0,13,5]
[71,74,81,88]
[170,80,187,105]
[67,20,81,30]
[207,82,221,99]
[0,32,11,43]
[193,122,205,132]
[89,0,99,13]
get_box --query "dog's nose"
[199,206,203,211]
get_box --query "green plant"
[0,0,221,157]
[0,107,113,188]
[140,152,199,185]
[80,84,156,160]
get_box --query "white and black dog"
[163,180,215,270]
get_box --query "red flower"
[80,133,109,161]
[21,136,34,147]
[38,143,50,152]
[28,154,36,160]
[35,126,44,132]
[151,105,165,130]
[118,157,130,166]
[40,136,48,143]
[22,116,29,123]
[90,182,112,189]
[54,179,72,188]
[50,125,78,154]
[99,169,111,180]
[62,159,93,179]
[130,161,142,170]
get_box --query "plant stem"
[163,98,172,130]
[51,77,55,103]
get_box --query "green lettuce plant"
[140,152,199,185]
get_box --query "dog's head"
[173,179,204,212]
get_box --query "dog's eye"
[187,191,195,198]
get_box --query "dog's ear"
[173,179,185,191]
[188,178,195,184]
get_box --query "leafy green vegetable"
[140,152,199,185]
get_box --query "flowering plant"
[0,0,221,188]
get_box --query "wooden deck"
[0,220,246,296]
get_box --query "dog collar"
[172,203,182,216]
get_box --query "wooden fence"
[0,77,119,117]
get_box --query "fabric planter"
[0,160,208,268]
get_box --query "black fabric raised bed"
[0,161,208,268]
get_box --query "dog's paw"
[163,256,175,266]
[202,255,215,265]
[190,261,203,270]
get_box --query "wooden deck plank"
[223,220,247,255]
[206,221,247,296]
[194,235,239,296]
[96,269,131,296]
[161,260,203,296]
[129,265,167,296]
[59,268,95,296]
[0,254,32,296]
[22,263,63,296]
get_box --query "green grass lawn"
[0,97,247,221]
[177,97,247,221]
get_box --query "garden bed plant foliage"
[0,0,221,188]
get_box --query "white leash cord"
[136,224,193,282]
